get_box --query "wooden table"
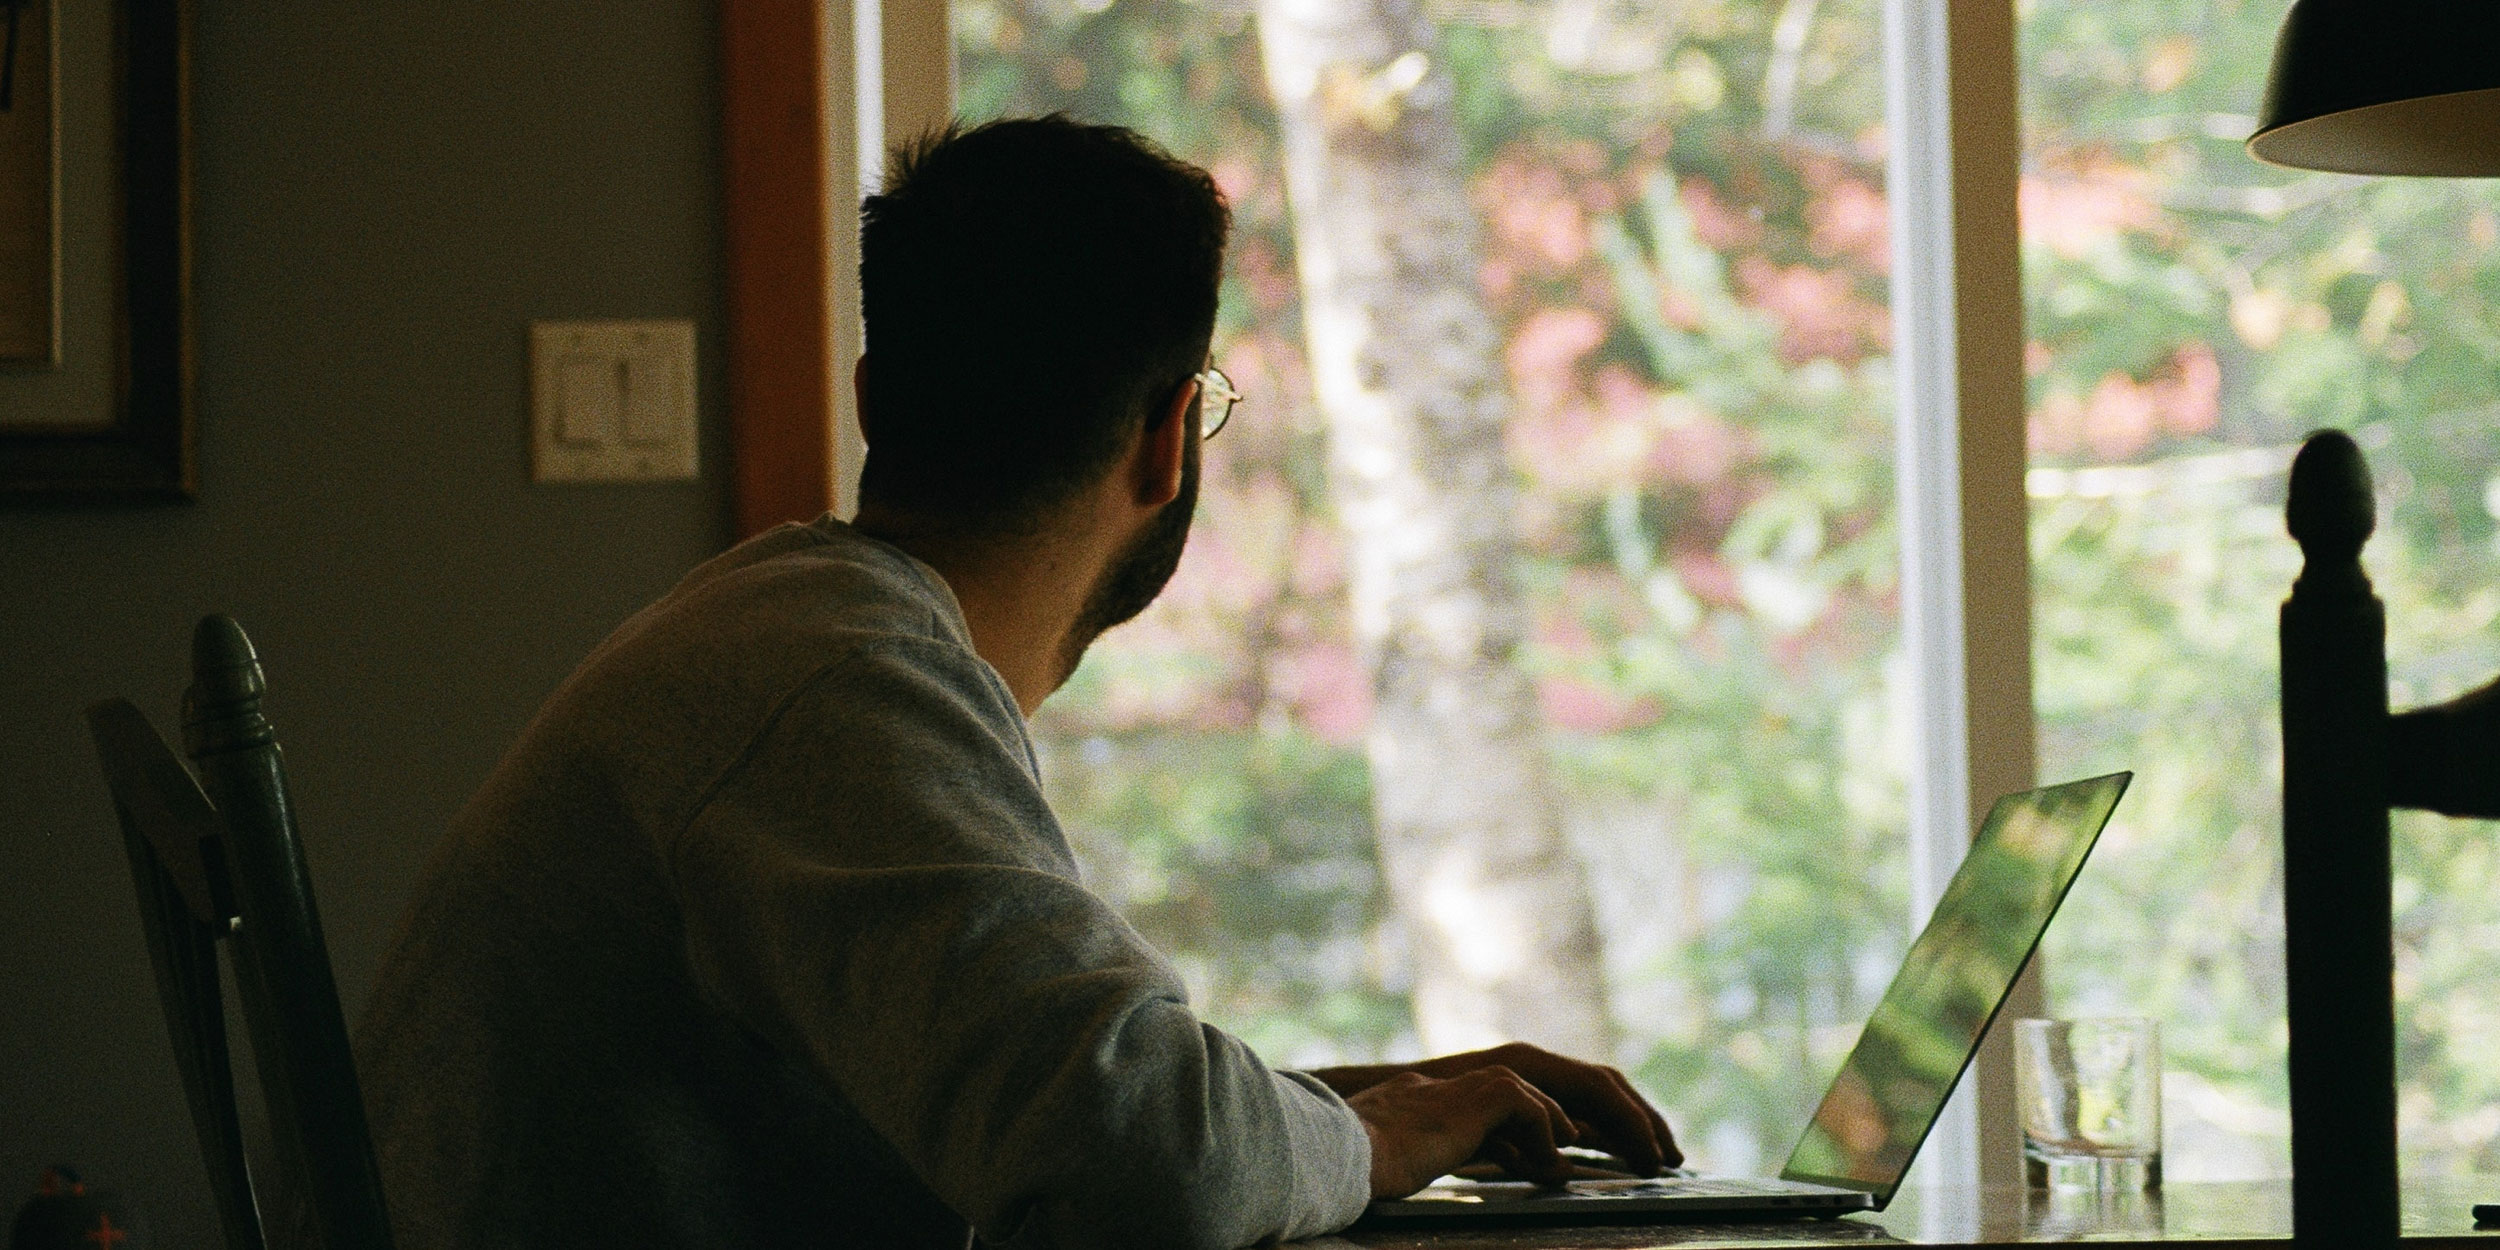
[1300,1179,2500,1248]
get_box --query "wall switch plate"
[529,320,699,482]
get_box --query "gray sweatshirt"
[354,518,1372,1249]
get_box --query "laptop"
[1360,771,2133,1227]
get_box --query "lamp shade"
[2248,0,2500,175]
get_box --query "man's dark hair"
[858,115,1230,531]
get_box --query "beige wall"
[0,2,730,1240]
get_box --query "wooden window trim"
[722,0,851,537]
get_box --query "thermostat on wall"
[529,320,698,483]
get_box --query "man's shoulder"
[654,516,968,651]
[579,517,990,692]
[527,516,1016,775]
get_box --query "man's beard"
[1062,437,1200,674]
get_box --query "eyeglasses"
[1193,368,1242,441]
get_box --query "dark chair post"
[2279,430,2398,1250]
[181,616,395,1250]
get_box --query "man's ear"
[1130,380,1193,509]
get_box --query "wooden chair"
[2279,430,2500,1249]
[86,615,393,1250]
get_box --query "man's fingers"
[1414,1044,1687,1175]
[1454,1066,1574,1138]
[1473,1045,1669,1173]
[1604,1066,1680,1168]
[1558,1059,1677,1174]
[1353,1049,1684,1198]
[1569,1070,1657,1172]
[1522,1070,1578,1145]
[1594,1065,1677,1171]
[1465,1067,1574,1184]
[1526,1057,1663,1174]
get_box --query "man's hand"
[1344,1067,1578,1198]
[1315,1042,1681,1195]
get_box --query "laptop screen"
[1779,771,2131,1202]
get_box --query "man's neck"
[851,506,1101,717]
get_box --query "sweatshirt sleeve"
[667,636,1373,1250]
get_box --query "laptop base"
[1360,1175,1877,1227]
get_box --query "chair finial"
[2287,429,2375,562]
[184,615,272,755]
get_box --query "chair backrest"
[87,615,394,1250]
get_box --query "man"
[357,115,1677,1249]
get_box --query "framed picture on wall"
[1,0,193,502]
[2,0,61,365]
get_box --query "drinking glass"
[2015,1017,2163,1190]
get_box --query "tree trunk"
[1256,0,1613,1060]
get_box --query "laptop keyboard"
[1571,1175,1837,1199]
